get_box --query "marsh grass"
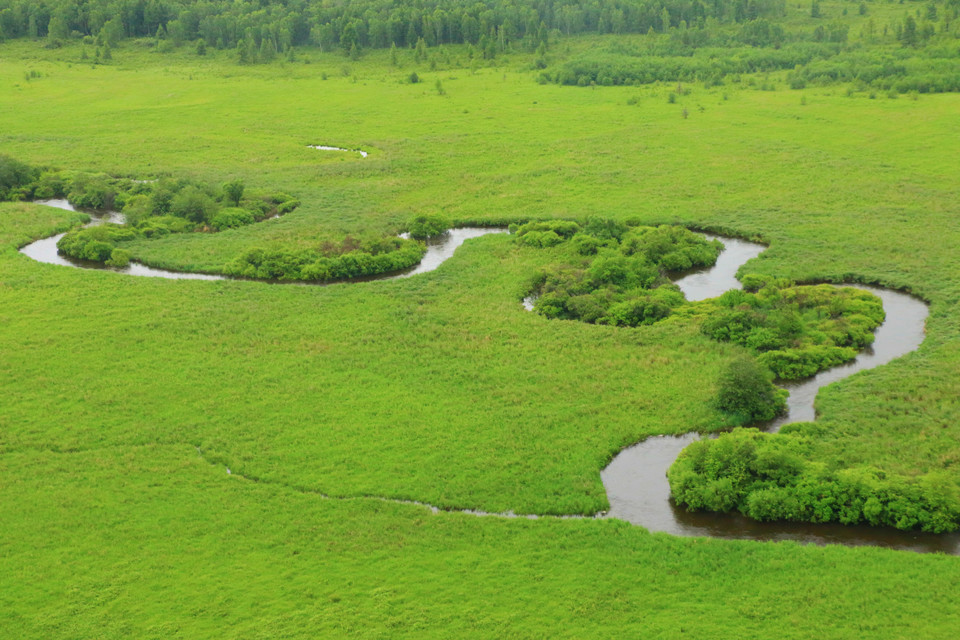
[4,27,960,635]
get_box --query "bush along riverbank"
[518,218,887,424]
[668,427,960,533]
[518,218,723,327]
[222,235,427,281]
[516,219,949,532]
[2,154,442,282]
[51,174,302,268]
[221,214,452,281]
[698,276,886,380]
[519,219,884,381]
[662,279,955,534]
[0,154,300,263]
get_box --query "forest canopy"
[0,0,790,52]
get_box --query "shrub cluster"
[0,157,301,266]
[519,218,722,327]
[547,20,960,95]
[700,277,884,379]
[5,158,299,231]
[669,428,960,533]
[56,224,137,264]
[223,236,426,281]
[53,175,300,263]
[788,51,960,94]
[715,357,788,424]
[407,213,449,239]
[12,156,428,282]
[0,155,40,200]
[550,42,842,87]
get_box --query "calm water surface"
[602,235,950,553]
[22,209,947,550]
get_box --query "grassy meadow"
[6,443,960,638]
[4,15,960,636]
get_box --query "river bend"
[601,236,952,553]
[18,207,949,552]
[19,200,505,282]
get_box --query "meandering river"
[600,235,956,553]
[20,207,952,552]
[19,200,505,282]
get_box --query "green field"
[4,7,960,635]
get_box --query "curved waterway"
[601,235,958,553]
[19,209,953,551]
[19,200,505,282]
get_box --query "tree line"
[546,3,960,92]
[0,0,788,54]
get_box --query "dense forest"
[3,0,959,93]
[0,0,816,53]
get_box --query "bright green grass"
[3,39,959,481]
[4,444,960,639]
[1,202,736,515]
[4,33,960,635]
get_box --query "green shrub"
[715,357,787,424]
[170,185,219,224]
[138,215,197,238]
[518,230,564,248]
[67,174,116,209]
[57,224,138,263]
[620,225,722,270]
[277,199,300,215]
[222,178,244,206]
[225,238,426,282]
[669,429,960,533]
[106,248,132,267]
[571,233,604,255]
[757,345,857,379]
[408,213,449,239]
[701,283,883,379]
[0,155,39,200]
[211,207,255,231]
[603,288,683,326]
[516,220,582,241]
[582,216,627,241]
[524,221,721,328]
[31,171,67,199]
[122,194,155,226]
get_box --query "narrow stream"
[19,200,505,282]
[601,235,956,553]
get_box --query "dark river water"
[601,235,955,553]
[20,208,951,551]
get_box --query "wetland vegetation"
[3,0,960,635]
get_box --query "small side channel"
[309,144,368,158]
